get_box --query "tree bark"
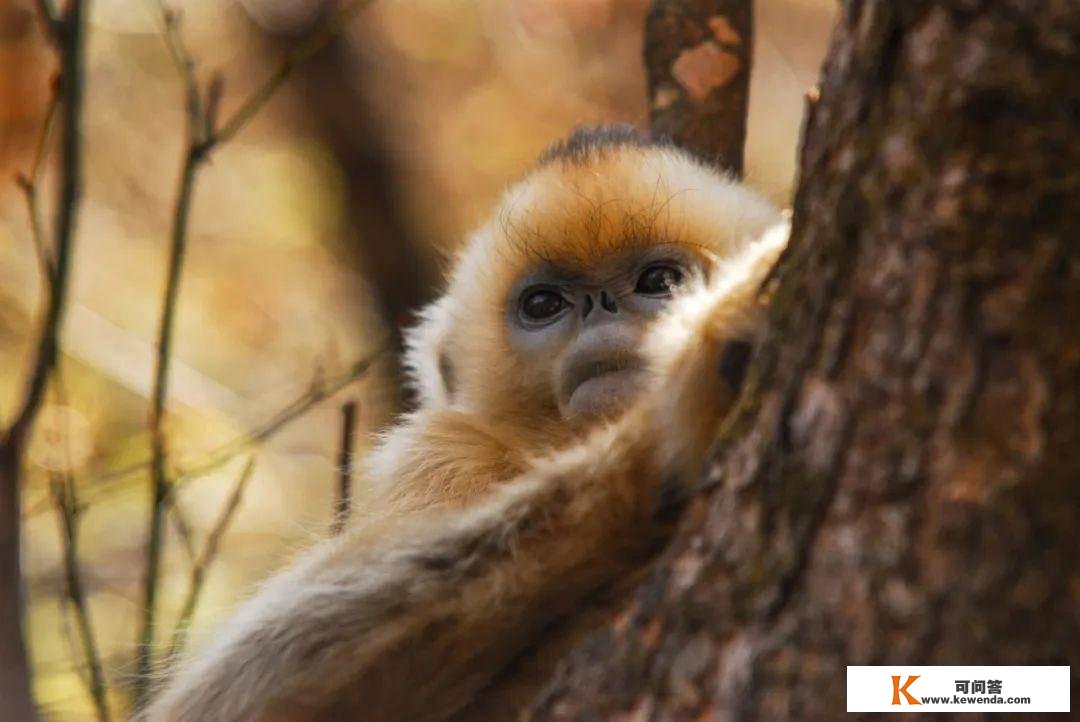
[529,2,1080,720]
[645,0,753,174]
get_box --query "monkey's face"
[506,246,705,420]
[412,135,783,438]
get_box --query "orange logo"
[891,675,922,705]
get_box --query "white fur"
[402,295,456,409]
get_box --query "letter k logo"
[891,675,921,705]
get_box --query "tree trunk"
[645,0,752,174]
[247,6,439,410]
[528,2,1080,720]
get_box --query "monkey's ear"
[403,296,457,408]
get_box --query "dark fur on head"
[537,124,662,166]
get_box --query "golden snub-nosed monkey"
[143,125,789,722]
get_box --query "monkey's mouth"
[561,356,648,418]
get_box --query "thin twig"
[23,349,386,520]
[135,119,201,710]
[50,472,110,722]
[165,457,257,663]
[5,0,86,451]
[15,91,60,285]
[56,596,82,688]
[0,1,89,717]
[49,370,110,720]
[167,352,382,490]
[135,1,376,703]
[134,353,381,701]
[136,14,202,697]
[331,400,358,535]
[167,498,197,562]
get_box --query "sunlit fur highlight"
[143,128,789,722]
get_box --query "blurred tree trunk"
[251,9,438,409]
[294,36,437,335]
[528,1,1079,720]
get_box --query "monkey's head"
[405,126,781,436]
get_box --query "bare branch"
[164,457,257,664]
[331,401,358,535]
[56,597,82,688]
[135,1,378,702]
[5,0,87,451]
[15,92,60,285]
[645,0,753,175]
[50,473,110,722]
[136,119,201,710]
[46,370,110,721]
[173,352,385,488]
[0,1,90,717]
[138,21,206,703]
[135,354,384,701]
[22,349,387,520]
[167,498,197,563]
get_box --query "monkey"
[141,125,789,722]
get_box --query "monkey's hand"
[643,220,790,485]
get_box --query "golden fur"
[410,138,781,429]
[142,128,788,722]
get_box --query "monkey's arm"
[142,417,666,722]
[144,224,789,722]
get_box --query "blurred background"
[0,0,834,717]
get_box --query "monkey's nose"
[582,291,618,320]
[600,290,618,314]
[582,294,594,319]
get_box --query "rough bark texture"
[529,1,1080,720]
[645,0,752,174]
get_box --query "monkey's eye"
[520,288,569,323]
[635,264,684,296]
